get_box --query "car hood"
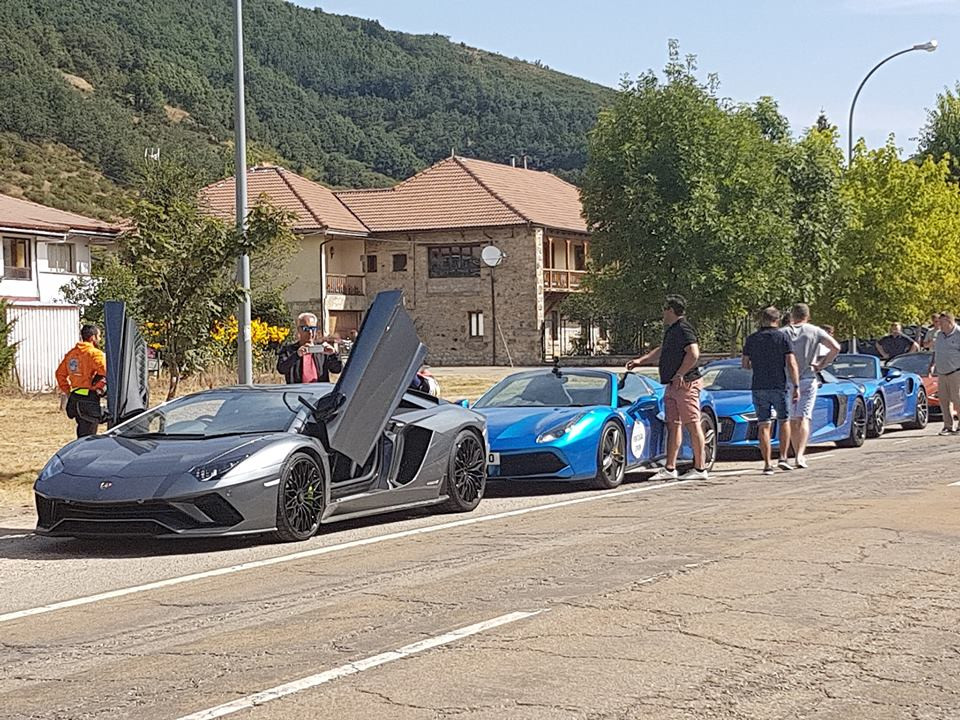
[476,406,594,444]
[708,390,755,418]
[56,433,279,478]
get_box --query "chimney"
[522,154,528,170]
[510,155,516,167]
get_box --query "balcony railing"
[544,269,586,292]
[3,266,31,281]
[326,273,365,296]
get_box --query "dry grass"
[0,367,509,513]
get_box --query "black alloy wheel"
[274,452,324,542]
[591,421,626,489]
[700,413,718,471]
[904,388,929,430]
[440,430,486,512]
[838,398,868,448]
[867,395,886,438]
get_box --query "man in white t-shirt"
[781,304,841,468]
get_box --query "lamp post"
[233,0,253,385]
[848,40,938,166]
[481,246,506,365]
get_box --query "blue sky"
[297,0,958,155]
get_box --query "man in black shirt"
[276,312,343,384]
[876,323,919,359]
[742,306,801,475]
[626,295,708,481]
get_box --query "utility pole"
[234,0,253,384]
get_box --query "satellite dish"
[481,245,505,268]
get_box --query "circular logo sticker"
[631,421,647,459]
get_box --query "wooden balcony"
[544,269,586,292]
[326,274,365,296]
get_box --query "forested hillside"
[0,0,611,216]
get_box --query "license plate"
[487,452,500,466]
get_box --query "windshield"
[828,357,877,379]
[888,354,932,376]
[474,372,611,408]
[701,366,752,391]
[115,390,304,438]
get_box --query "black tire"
[903,388,929,430]
[590,421,626,489]
[867,394,885,438]
[837,398,868,448]
[273,452,324,542]
[440,430,486,512]
[701,412,718,471]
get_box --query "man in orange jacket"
[56,324,107,438]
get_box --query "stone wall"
[363,226,544,365]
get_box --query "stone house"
[203,157,592,365]
[337,157,592,365]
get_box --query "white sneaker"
[777,459,793,471]
[649,467,678,482]
[679,468,709,481]
[794,456,808,469]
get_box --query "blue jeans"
[752,388,788,423]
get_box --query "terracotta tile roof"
[200,166,368,236]
[336,156,588,234]
[0,193,120,236]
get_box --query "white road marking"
[949,479,960,487]
[0,480,696,625]
[174,610,544,720]
[0,533,32,541]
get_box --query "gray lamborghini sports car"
[34,291,487,542]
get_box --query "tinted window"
[617,373,654,404]
[702,366,752,391]
[428,245,481,278]
[827,357,878,379]
[116,390,304,438]
[475,372,611,408]
[888,353,932,375]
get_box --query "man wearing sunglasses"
[276,312,343,384]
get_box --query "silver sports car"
[34,291,487,542]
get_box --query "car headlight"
[536,413,587,444]
[190,454,251,481]
[38,454,64,482]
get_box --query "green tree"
[117,161,295,398]
[580,43,794,347]
[782,118,848,304]
[0,299,20,382]
[821,141,960,335]
[917,83,960,181]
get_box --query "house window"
[2,237,31,280]
[468,311,484,338]
[365,254,378,273]
[47,243,76,273]
[392,253,408,272]
[573,244,586,271]
[428,245,480,278]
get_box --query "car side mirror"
[455,398,470,408]
[883,367,903,380]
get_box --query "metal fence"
[5,303,80,392]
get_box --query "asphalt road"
[2,425,959,719]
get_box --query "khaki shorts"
[664,378,703,425]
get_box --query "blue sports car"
[471,368,717,489]
[702,359,869,452]
[826,354,929,437]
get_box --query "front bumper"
[487,448,587,482]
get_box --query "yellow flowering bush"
[211,317,290,349]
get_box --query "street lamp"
[233,0,253,384]
[848,40,938,166]
[481,245,505,365]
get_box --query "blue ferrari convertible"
[471,368,717,489]
[826,354,929,437]
[702,359,869,453]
